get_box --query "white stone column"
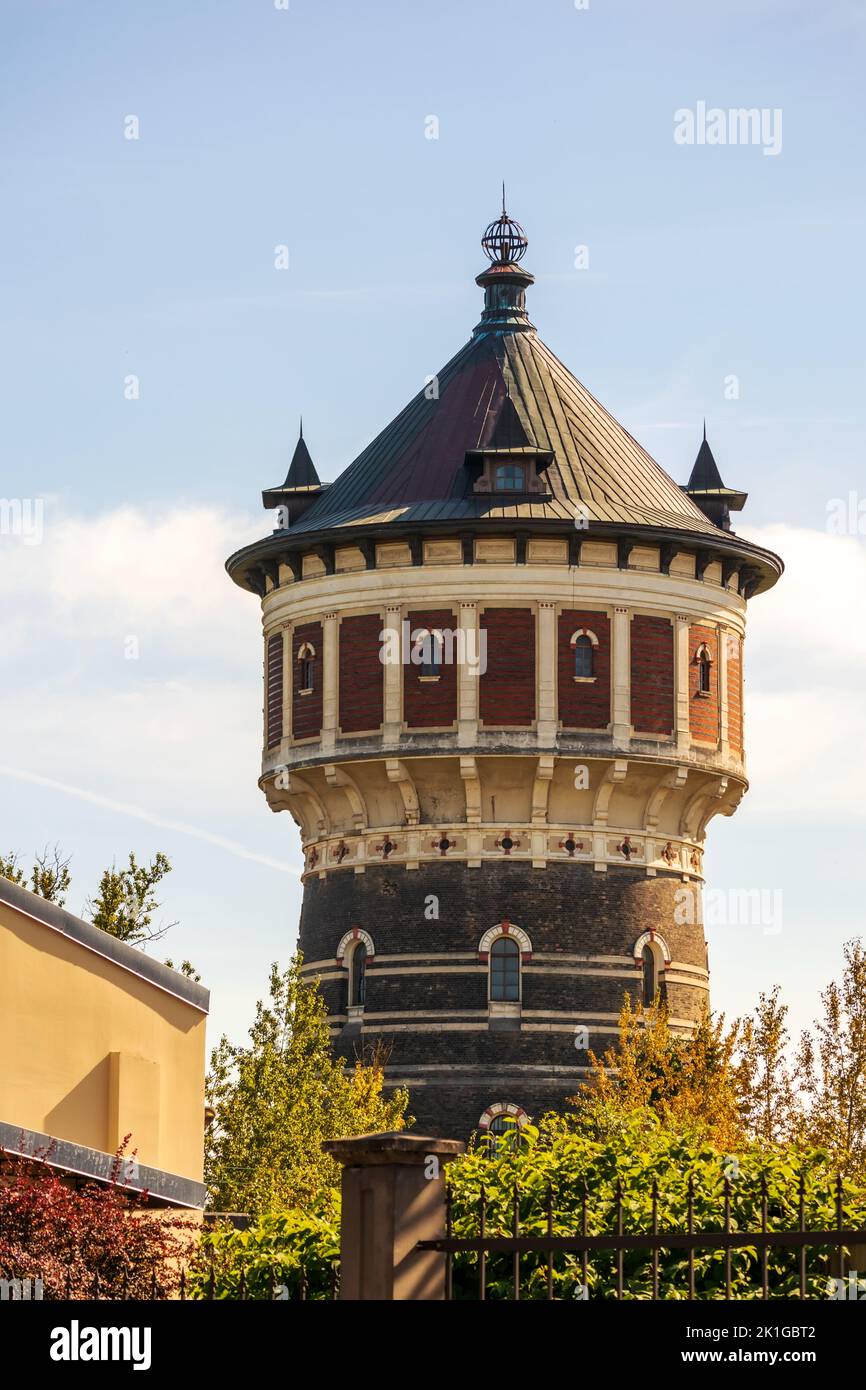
[281,621,292,750]
[383,603,403,745]
[674,614,691,753]
[612,606,631,746]
[718,623,730,758]
[536,601,557,745]
[321,610,339,755]
[457,600,479,747]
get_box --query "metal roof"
[288,272,725,540]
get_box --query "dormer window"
[494,463,526,492]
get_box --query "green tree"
[735,985,802,1145]
[582,996,745,1150]
[85,851,175,944]
[797,938,866,1175]
[1,844,71,904]
[205,957,411,1215]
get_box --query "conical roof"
[288,225,724,541]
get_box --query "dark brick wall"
[266,632,283,748]
[339,613,384,733]
[630,614,674,735]
[689,623,719,745]
[727,633,743,757]
[480,608,535,726]
[404,608,457,728]
[558,609,610,729]
[292,621,323,740]
[299,861,708,1138]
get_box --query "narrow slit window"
[350,942,367,1008]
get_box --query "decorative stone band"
[477,919,533,962]
[300,825,706,881]
[335,925,375,964]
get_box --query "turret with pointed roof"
[682,423,748,532]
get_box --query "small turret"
[262,420,329,526]
[683,423,747,532]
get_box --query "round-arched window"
[490,937,520,1001]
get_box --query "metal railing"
[417,1175,866,1300]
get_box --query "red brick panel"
[339,614,384,734]
[292,621,323,740]
[558,609,610,729]
[480,608,536,727]
[689,623,720,745]
[266,632,283,749]
[404,608,458,729]
[630,615,674,736]
[727,633,744,758]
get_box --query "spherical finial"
[481,206,528,265]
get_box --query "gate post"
[324,1132,464,1300]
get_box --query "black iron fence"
[417,1175,866,1301]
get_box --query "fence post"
[324,1131,464,1301]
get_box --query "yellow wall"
[0,898,206,1183]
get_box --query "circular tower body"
[227,213,782,1140]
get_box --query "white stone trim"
[335,927,375,964]
[478,921,533,958]
[478,1102,530,1131]
[633,929,671,965]
[570,627,600,647]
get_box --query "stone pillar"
[718,623,730,758]
[457,600,479,747]
[536,601,557,744]
[674,614,691,753]
[321,611,339,755]
[323,1132,464,1301]
[383,603,403,745]
[281,621,292,748]
[612,605,631,745]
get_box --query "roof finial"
[502,180,506,216]
[299,414,303,440]
[702,417,707,443]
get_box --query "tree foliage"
[797,938,866,1175]
[85,851,175,944]
[0,844,71,905]
[205,957,410,1215]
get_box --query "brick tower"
[227,206,782,1139]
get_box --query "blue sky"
[1,0,865,1054]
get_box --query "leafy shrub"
[189,1198,340,1300]
[446,1107,866,1300]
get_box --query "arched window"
[494,463,525,492]
[350,941,367,1008]
[487,1113,519,1152]
[416,629,444,679]
[478,1102,529,1151]
[641,943,656,1006]
[696,643,712,696]
[490,936,520,1001]
[574,634,594,678]
[641,941,668,1007]
[298,642,316,694]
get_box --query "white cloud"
[739,524,866,816]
